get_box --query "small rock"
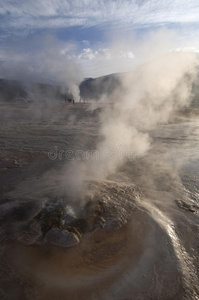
[46,228,79,247]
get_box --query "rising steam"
[63,37,198,199]
[2,31,198,203]
[94,51,198,177]
[0,35,82,101]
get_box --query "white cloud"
[77,48,135,62]
[120,51,135,59]
[1,0,199,33]
[75,47,136,77]
[74,28,199,77]
[78,48,99,60]
[175,47,199,53]
[1,2,199,78]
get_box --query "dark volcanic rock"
[45,228,79,247]
[0,199,43,224]
[0,180,138,253]
[16,220,42,246]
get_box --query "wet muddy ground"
[0,103,198,300]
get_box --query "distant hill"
[80,73,121,101]
[0,73,122,103]
[0,71,198,108]
[0,79,73,103]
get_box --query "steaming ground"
[0,102,199,300]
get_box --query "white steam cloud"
[62,31,198,200]
[94,51,198,177]
[2,30,198,204]
[0,35,82,100]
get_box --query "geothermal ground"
[0,102,199,300]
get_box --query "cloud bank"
[1,0,199,33]
[1,1,199,77]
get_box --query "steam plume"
[64,34,198,197]
[94,51,198,177]
[0,35,82,101]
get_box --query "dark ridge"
[0,79,73,103]
[79,73,121,101]
[0,70,199,106]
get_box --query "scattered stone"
[175,199,198,213]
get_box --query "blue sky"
[0,0,199,79]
